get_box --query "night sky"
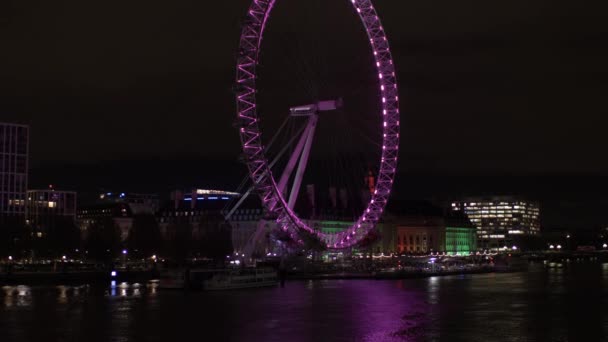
[1,0,608,225]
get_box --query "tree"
[0,217,27,258]
[126,214,162,259]
[45,216,81,258]
[269,228,303,254]
[164,217,193,264]
[186,211,235,262]
[300,230,327,253]
[85,218,121,262]
[356,229,382,251]
[201,220,233,261]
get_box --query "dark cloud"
[0,0,606,177]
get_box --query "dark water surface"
[1,263,608,342]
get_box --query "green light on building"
[445,226,476,255]
[315,220,352,235]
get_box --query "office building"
[77,202,135,242]
[26,189,77,234]
[451,197,540,249]
[0,123,28,223]
[98,191,160,214]
[160,189,242,239]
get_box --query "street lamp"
[8,256,12,261]
[121,249,128,268]
[603,243,607,249]
[512,246,518,251]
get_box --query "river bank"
[0,270,157,285]
[289,265,502,281]
[2,253,601,286]
[0,266,506,285]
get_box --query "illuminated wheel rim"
[235,0,400,249]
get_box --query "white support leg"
[288,115,318,210]
[277,117,316,194]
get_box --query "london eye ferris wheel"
[234,0,400,249]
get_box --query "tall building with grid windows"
[451,197,540,250]
[0,123,29,223]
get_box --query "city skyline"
[23,156,608,232]
[1,0,607,235]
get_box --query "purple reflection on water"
[227,280,429,341]
[1,266,607,341]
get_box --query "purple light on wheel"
[235,0,400,249]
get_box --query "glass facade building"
[0,123,29,221]
[451,197,540,249]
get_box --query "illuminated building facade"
[0,123,28,222]
[445,212,477,255]
[26,189,77,235]
[451,197,540,249]
[395,216,445,254]
[445,227,477,255]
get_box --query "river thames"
[1,262,607,342]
